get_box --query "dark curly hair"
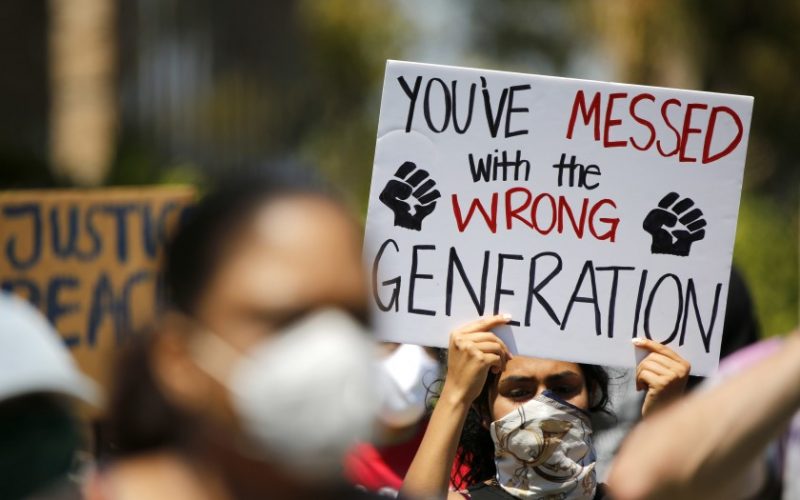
[433,352,610,489]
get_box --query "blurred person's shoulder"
[87,451,228,500]
[714,337,784,381]
[704,336,799,499]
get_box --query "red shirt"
[345,420,470,494]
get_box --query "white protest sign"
[364,60,752,376]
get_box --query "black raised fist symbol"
[643,192,707,257]
[379,161,441,231]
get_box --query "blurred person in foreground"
[0,292,98,500]
[91,172,383,499]
[607,329,800,500]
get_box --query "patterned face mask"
[490,391,597,499]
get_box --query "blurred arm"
[607,332,800,500]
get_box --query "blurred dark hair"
[719,266,760,358]
[686,265,760,390]
[164,163,337,316]
[104,330,198,458]
[434,351,609,488]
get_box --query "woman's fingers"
[634,338,691,392]
[450,316,514,363]
[443,316,514,403]
[640,352,690,379]
[636,360,673,389]
[471,341,509,357]
[455,336,510,368]
[472,341,511,373]
[459,332,512,356]
[637,368,671,392]
[637,355,690,390]
[634,341,692,417]
[452,314,512,335]
[482,353,504,374]
[632,338,692,368]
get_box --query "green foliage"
[297,0,409,210]
[734,195,798,336]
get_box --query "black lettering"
[632,269,648,338]
[87,272,120,347]
[398,75,423,132]
[505,84,531,137]
[408,245,436,316]
[423,78,452,133]
[446,247,489,316]
[372,239,401,312]
[451,80,476,134]
[481,76,508,138]
[643,273,683,345]
[46,276,81,346]
[3,203,42,270]
[596,266,635,338]
[561,260,601,336]
[50,206,101,261]
[680,279,722,353]
[525,251,562,327]
[493,253,523,326]
[102,204,137,263]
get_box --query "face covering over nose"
[490,391,597,499]
[191,308,379,478]
[378,344,440,428]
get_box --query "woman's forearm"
[608,332,800,500]
[400,385,470,499]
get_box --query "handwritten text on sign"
[364,61,752,375]
[0,188,195,391]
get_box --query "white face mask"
[190,308,380,478]
[490,392,597,499]
[378,344,440,428]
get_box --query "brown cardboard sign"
[0,187,196,394]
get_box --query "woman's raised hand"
[633,338,691,417]
[441,314,513,406]
[401,315,513,499]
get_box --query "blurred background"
[0,0,797,336]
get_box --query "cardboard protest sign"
[364,60,752,375]
[0,187,195,394]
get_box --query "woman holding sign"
[401,314,691,500]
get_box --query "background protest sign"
[364,60,752,375]
[0,187,195,396]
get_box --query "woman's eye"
[507,388,532,400]
[553,385,577,395]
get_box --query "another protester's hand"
[440,315,513,406]
[633,338,691,417]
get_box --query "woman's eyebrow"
[247,305,306,325]
[498,375,535,386]
[544,371,581,384]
